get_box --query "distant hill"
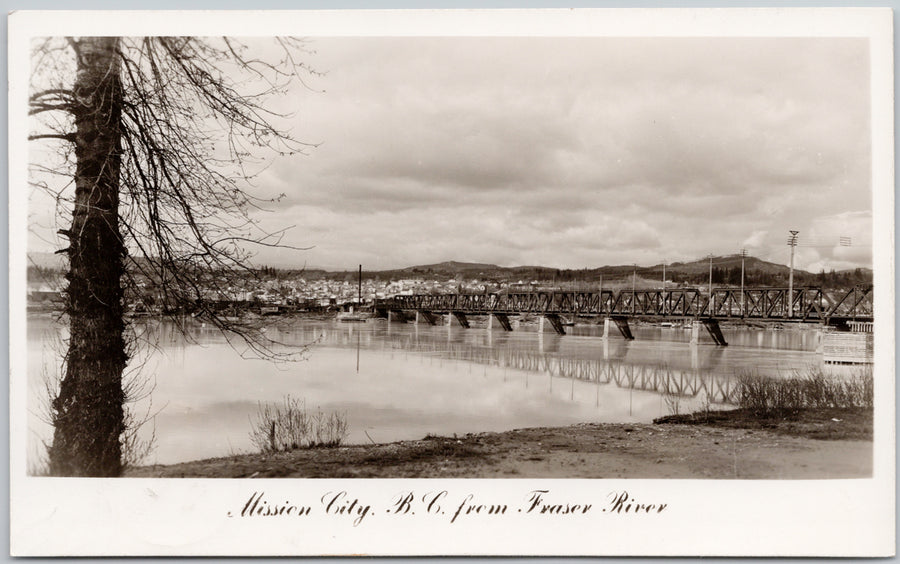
[365,254,872,289]
[400,261,500,274]
[27,250,873,289]
[662,254,795,276]
[384,255,798,282]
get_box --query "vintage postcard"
[8,8,895,556]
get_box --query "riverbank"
[127,407,872,479]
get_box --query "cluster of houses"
[242,277,503,306]
[27,275,533,311]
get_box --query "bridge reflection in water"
[392,329,737,406]
[250,320,743,409]
[28,316,835,467]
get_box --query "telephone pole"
[598,274,603,314]
[662,261,667,315]
[740,249,747,317]
[632,264,636,314]
[787,231,799,318]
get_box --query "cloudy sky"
[29,36,874,272]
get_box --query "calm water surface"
[27,315,853,466]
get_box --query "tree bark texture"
[48,37,128,477]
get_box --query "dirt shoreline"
[127,408,872,479]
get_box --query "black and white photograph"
[9,7,895,557]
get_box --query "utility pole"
[708,254,714,316]
[358,264,362,306]
[632,264,636,314]
[740,249,747,317]
[662,261,667,315]
[598,274,603,315]
[787,231,798,318]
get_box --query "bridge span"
[376,285,873,346]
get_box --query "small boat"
[660,322,674,328]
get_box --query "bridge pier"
[546,314,566,335]
[441,311,470,328]
[416,310,438,326]
[387,310,412,323]
[452,311,470,329]
[538,314,566,335]
[613,317,634,340]
[702,319,728,346]
[492,312,513,331]
[691,319,728,346]
[602,317,634,340]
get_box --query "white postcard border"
[8,8,895,557]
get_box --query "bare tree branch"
[28,133,76,142]
[29,35,322,475]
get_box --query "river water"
[26,314,853,467]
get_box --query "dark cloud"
[246,38,871,268]
[29,36,874,272]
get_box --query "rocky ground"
[127,407,872,479]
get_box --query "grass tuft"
[249,395,349,453]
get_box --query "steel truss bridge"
[377,285,872,344]
[380,285,872,324]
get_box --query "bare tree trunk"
[48,37,127,477]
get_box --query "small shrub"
[249,396,349,453]
[663,393,681,416]
[311,409,350,448]
[735,366,874,416]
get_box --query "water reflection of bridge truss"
[161,320,740,404]
[382,333,739,404]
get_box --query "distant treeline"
[252,263,872,290]
[27,264,65,287]
[30,255,873,292]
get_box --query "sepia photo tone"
[10,9,894,557]
[25,34,875,478]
